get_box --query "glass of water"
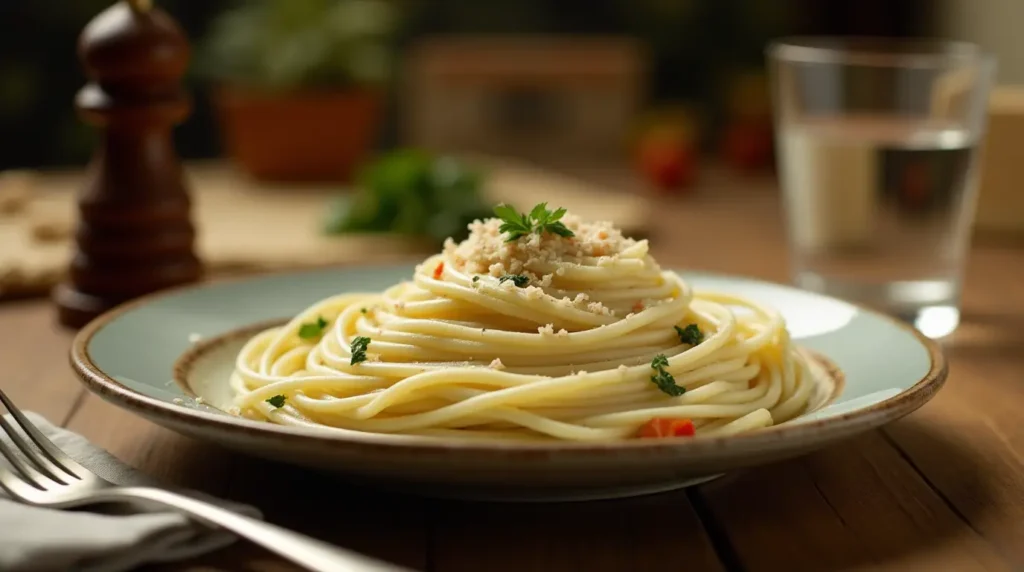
[768,38,995,338]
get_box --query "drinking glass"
[767,38,995,338]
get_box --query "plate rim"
[69,265,949,456]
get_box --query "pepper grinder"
[55,0,202,328]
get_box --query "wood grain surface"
[2,163,1023,571]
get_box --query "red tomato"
[636,136,697,192]
[721,121,774,172]
[637,418,696,438]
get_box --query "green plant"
[324,149,495,246]
[197,0,399,91]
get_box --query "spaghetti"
[230,206,818,442]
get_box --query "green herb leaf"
[545,221,575,238]
[350,336,371,365]
[675,324,704,346]
[265,394,287,408]
[529,202,550,223]
[493,203,576,242]
[649,354,685,396]
[298,316,329,339]
[494,203,534,242]
[651,370,686,397]
[498,274,530,287]
[472,275,480,283]
[532,203,574,238]
[493,203,522,224]
[360,307,368,314]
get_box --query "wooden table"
[2,165,1023,571]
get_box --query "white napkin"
[0,412,262,572]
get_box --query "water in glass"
[778,115,979,336]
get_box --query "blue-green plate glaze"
[71,266,946,502]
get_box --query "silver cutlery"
[0,389,407,572]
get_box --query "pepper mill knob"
[55,0,203,328]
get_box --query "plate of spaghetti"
[71,204,947,501]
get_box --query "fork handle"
[94,486,407,572]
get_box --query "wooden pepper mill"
[55,0,203,328]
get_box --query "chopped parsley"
[498,274,530,287]
[360,307,367,314]
[675,324,704,346]
[472,276,480,283]
[265,394,287,408]
[298,316,329,339]
[494,202,575,242]
[650,354,686,397]
[350,336,371,365]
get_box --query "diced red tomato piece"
[637,418,696,438]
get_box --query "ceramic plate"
[71,265,947,502]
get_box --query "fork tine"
[0,435,46,489]
[0,415,69,484]
[0,458,44,500]
[0,389,87,479]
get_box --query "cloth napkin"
[0,412,262,572]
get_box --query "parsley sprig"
[266,394,287,408]
[675,324,704,346]
[494,202,575,242]
[298,316,329,339]
[650,354,686,396]
[350,336,371,365]
[498,274,530,287]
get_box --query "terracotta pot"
[213,86,381,182]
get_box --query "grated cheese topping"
[538,324,569,337]
[523,286,545,300]
[444,214,636,281]
[441,211,649,318]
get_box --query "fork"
[0,390,406,572]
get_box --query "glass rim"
[767,36,995,69]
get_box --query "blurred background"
[0,0,955,171]
[2,0,1021,169]
[2,0,1021,174]
[2,0,1023,302]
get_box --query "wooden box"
[402,36,645,163]
[975,86,1024,235]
